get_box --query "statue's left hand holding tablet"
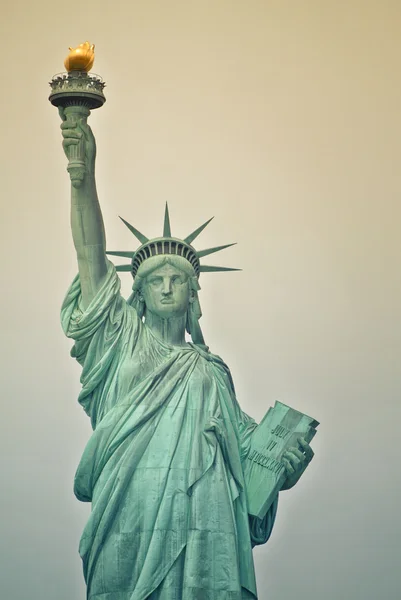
[280,437,315,491]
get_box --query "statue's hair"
[132,255,200,293]
[127,255,205,345]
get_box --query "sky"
[1,1,401,599]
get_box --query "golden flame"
[64,41,95,72]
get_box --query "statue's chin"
[146,305,187,320]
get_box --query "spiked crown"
[106,204,239,279]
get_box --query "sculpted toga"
[59,109,314,599]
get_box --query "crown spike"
[115,264,132,272]
[199,265,241,272]
[119,216,149,244]
[106,251,134,258]
[163,202,172,237]
[197,243,237,258]
[184,217,214,244]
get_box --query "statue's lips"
[160,298,175,304]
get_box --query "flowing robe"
[61,262,278,600]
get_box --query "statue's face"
[142,263,192,318]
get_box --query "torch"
[49,42,106,187]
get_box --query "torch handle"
[64,104,91,189]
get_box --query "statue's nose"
[162,278,172,295]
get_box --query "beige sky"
[1,1,401,599]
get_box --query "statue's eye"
[172,275,186,285]
[149,277,162,286]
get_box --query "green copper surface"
[163,202,172,237]
[184,216,214,244]
[53,82,317,600]
[119,216,149,244]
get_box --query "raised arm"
[60,106,108,309]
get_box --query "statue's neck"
[144,311,188,346]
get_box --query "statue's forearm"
[71,174,108,308]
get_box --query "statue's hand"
[59,106,96,178]
[280,437,314,491]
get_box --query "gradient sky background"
[1,1,401,599]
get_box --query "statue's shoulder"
[190,342,220,361]
[190,343,233,378]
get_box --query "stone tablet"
[244,401,319,519]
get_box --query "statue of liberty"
[55,44,315,600]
